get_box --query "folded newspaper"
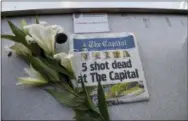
[70,32,149,105]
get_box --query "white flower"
[51,25,64,33]
[24,65,45,80]
[24,24,58,55]
[7,42,32,56]
[17,65,48,86]
[54,52,74,74]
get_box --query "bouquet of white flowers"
[1,16,109,121]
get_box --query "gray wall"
[2,14,188,120]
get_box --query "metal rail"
[2,2,188,17]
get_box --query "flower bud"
[17,77,48,86]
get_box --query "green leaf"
[74,110,103,121]
[74,110,88,121]
[73,103,88,111]
[3,21,40,56]
[81,80,93,108]
[29,42,43,57]
[86,86,96,94]
[36,15,39,24]
[97,81,109,121]
[8,20,26,38]
[7,20,28,46]
[29,57,60,82]
[81,80,100,114]
[20,19,27,29]
[1,34,18,42]
[46,88,84,107]
[1,34,31,54]
[20,19,28,33]
[40,57,75,79]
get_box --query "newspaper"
[70,32,149,105]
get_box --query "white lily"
[54,52,74,74]
[17,65,48,86]
[51,25,64,33]
[24,24,63,55]
[6,42,32,56]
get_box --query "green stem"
[99,113,106,121]
[57,83,83,100]
[55,82,106,121]
[57,83,105,120]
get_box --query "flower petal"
[17,77,48,86]
[51,25,64,33]
[24,65,45,81]
[9,42,32,56]
[26,24,57,55]
[54,52,73,73]
[53,52,67,60]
